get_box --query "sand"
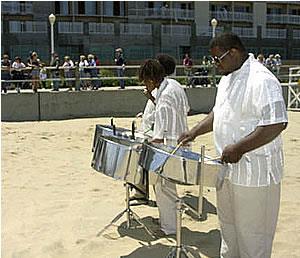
[2,111,300,258]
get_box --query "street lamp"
[48,13,56,55]
[211,18,218,38]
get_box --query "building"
[1,1,300,64]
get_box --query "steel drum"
[91,135,145,184]
[92,125,131,152]
[139,143,221,187]
[92,124,144,152]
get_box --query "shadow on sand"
[117,196,220,258]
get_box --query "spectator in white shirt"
[179,32,288,258]
[11,56,26,93]
[139,59,190,236]
[62,56,74,91]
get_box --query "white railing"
[196,26,224,37]
[232,27,257,38]
[161,25,191,36]
[293,29,300,39]
[262,28,287,39]
[58,22,84,34]
[1,1,33,14]
[120,23,152,35]
[128,8,194,20]
[89,23,114,35]
[9,21,47,33]
[267,14,300,24]
[210,11,253,22]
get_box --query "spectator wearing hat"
[257,54,265,65]
[27,51,41,93]
[114,48,126,89]
[78,55,89,90]
[87,54,100,90]
[62,56,74,91]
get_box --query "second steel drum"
[139,143,221,187]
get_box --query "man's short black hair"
[209,32,246,53]
[156,54,176,76]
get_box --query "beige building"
[1,1,300,63]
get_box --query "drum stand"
[165,145,206,258]
[97,181,156,239]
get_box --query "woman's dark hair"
[209,32,246,53]
[139,59,165,83]
[156,54,176,76]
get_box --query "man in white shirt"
[139,59,190,235]
[179,32,288,258]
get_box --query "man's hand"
[178,131,196,145]
[221,144,244,164]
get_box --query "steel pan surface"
[92,125,144,151]
[92,135,143,184]
[140,143,221,186]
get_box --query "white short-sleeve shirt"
[213,54,288,187]
[152,78,190,146]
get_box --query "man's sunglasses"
[210,50,230,64]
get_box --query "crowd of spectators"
[1,51,104,93]
[1,49,285,94]
[256,53,282,77]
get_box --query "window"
[289,9,300,15]
[103,2,113,16]
[113,2,125,16]
[85,2,96,15]
[78,1,85,14]
[267,7,282,14]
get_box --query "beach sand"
[2,111,300,258]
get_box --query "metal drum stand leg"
[166,145,206,258]
[97,182,155,239]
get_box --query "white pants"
[217,179,281,258]
[155,177,177,235]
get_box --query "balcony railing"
[267,14,300,24]
[293,29,300,39]
[120,23,152,35]
[128,8,194,20]
[9,21,47,33]
[58,22,84,34]
[232,27,257,38]
[2,2,33,14]
[262,28,287,39]
[210,11,253,22]
[196,26,224,37]
[89,23,114,35]
[161,25,191,36]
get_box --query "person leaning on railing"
[50,53,60,91]
[1,54,11,94]
[11,56,26,93]
[27,51,41,93]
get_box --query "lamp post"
[211,18,218,38]
[48,14,56,55]
[210,18,218,87]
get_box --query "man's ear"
[230,48,238,55]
